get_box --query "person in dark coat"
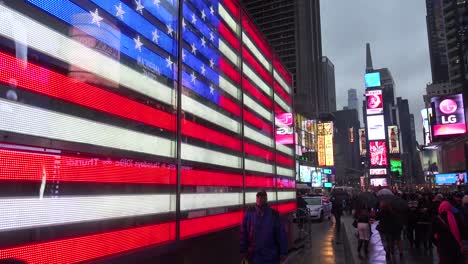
[376,201,404,259]
[432,201,463,264]
[240,190,288,264]
[331,193,345,234]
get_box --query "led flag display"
[431,94,466,136]
[367,115,385,140]
[366,89,383,115]
[359,128,367,156]
[0,0,296,262]
[369,141,388,167]
[387,126,400,154]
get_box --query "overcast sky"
[321,0,430,143]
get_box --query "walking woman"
[354,206,371,257]
[432,201,463,264]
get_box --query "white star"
[166,56,173,68]
[190,71,196,83]
[115,3,125,20]
[201,9,206,21]
[210,5,215,15]
[134,35,143,52]
[209,58,214,68]
[191,43,197,54]
[201,37,206,47]
[201,64,206,76]
[152,29,159,43]
[182,18,186,31]
[191,13,197,24]
[209,32,215,42]
[182,49,186,61]
[209,84,215,94]
[166,24,174,36]
[89,9,103,27]
[135,0,144,14]
[154,0,160,7]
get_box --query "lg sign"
[431,94,466,136]
[439,99,457,124]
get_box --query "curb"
[341,221,355,264]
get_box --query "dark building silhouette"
[320,56,336,113]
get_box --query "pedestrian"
[354,206,371,257]
[331,194,344,234]
[240,190,288,264]
[462,195,468,262]
[415,196,432,252]
[432,201,463,264]
[406,193,419,248]
[376,201,404,260]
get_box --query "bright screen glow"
[390,159,402,176]
[276,113,294,145]
[370,178,388,186]
[365,72,381,88]
[370,168,387,175]
[367,115,385,140]
[369,141,388,167]
[299,165,313,182]
[431,94,466,136]
[387,126,400,154]
[435,172,467,185]
[366,90,383,115]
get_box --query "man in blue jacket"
[240,190,288,264]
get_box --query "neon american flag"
[0,0,295,262]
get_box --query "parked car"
[303,196,332,222]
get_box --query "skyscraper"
[242,0,322,116]
[347,88,358,110]
[321,56,336,113]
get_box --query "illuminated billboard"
[275,113,294,144]
[359,128,367,156]
[367,115,385,140]
[311,169,323,187]
[431,94,466,136]
[421,108,433,145]
[349,127,354,143]
[435,172,467,185]
[369,141,388,167]
[366,90,383,115]
[370,168,387,176]
[365,72,381,88]
[387,126,400,154]
[370,178,388,187]
[324,122,334,166]
[299,165,312,182]
[390,159,402,176]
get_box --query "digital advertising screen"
[323,122,334,166]
[369,141,388,167]
[365,72,381,88]
[370,168,387,176]
[387,126,400,154]
[299,165,313,182]
[366,90,383,115]
[431,94,466,136]
[390,159,402,176]
[367,115,386,140]
[421,108,433,145]
[370,178,388,187]
[276,112,294,145]
[359,128,367,156]
[435,172,467,185]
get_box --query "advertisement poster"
[275,113,294,144]
[302,119,317,152]
[318,123,326,167]
[366,90,383,115]
[359,128,367,156]
[349,127,354,143]
[367,115,385,140]
[370,168,387,176]
[370,178,388,186]
[299,165,312,182]
[435,172,467,185]
[369,141,388,167]
[390,159,402,176]
[387,126,400,154]
[311,169,322,188]
[431,94,466,136]
[365,72,381,88]
[323,122,334,166]
[421,108,433,145]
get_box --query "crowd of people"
[345,188,468,263]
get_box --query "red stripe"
[181,169,242,187]
[245,142,273,161]
[276,178,296,189]
[245,175,275,188]
[180,211,244,238]
[274,81,291,104]
[274,57,292,86]
[241,15,271,60]
[274,105,288,114]
[222,0,240,19]
[242,48,272,85]
[0,147,176,184]
[276,202,297,214]
[0,52,175,131]
[220,96,241,116]
[276,153,294,167]
[243,110,273,134]
[0,222,175,264]
[242,78,273,109]
[219,58,240,84]
[219,22,240,51]
[182,119,241,151]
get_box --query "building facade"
[320,56,336,113]
[426,0,450,84]
[347,88,358,110]
[243,0,323,117]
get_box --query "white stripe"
[242,32,271,71]
[243,94,273,121]
[182,95,240,134]
[244,125,274,148]
[245,158,274,174]
[0,99,174,157]
[0,6,174,105]
[273,70,292,94]
[245,191,277,204]
[243,63,271,96]
[274,93,291,112]
[219,75,239,99]
[181,143,242,168]
[277,166,295,177]
[277,191,296,201]
[0,194,175,232]
[276,144,294,156]
[218,4,239,35]
[219,39,239,67]
[181,192,243,210]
